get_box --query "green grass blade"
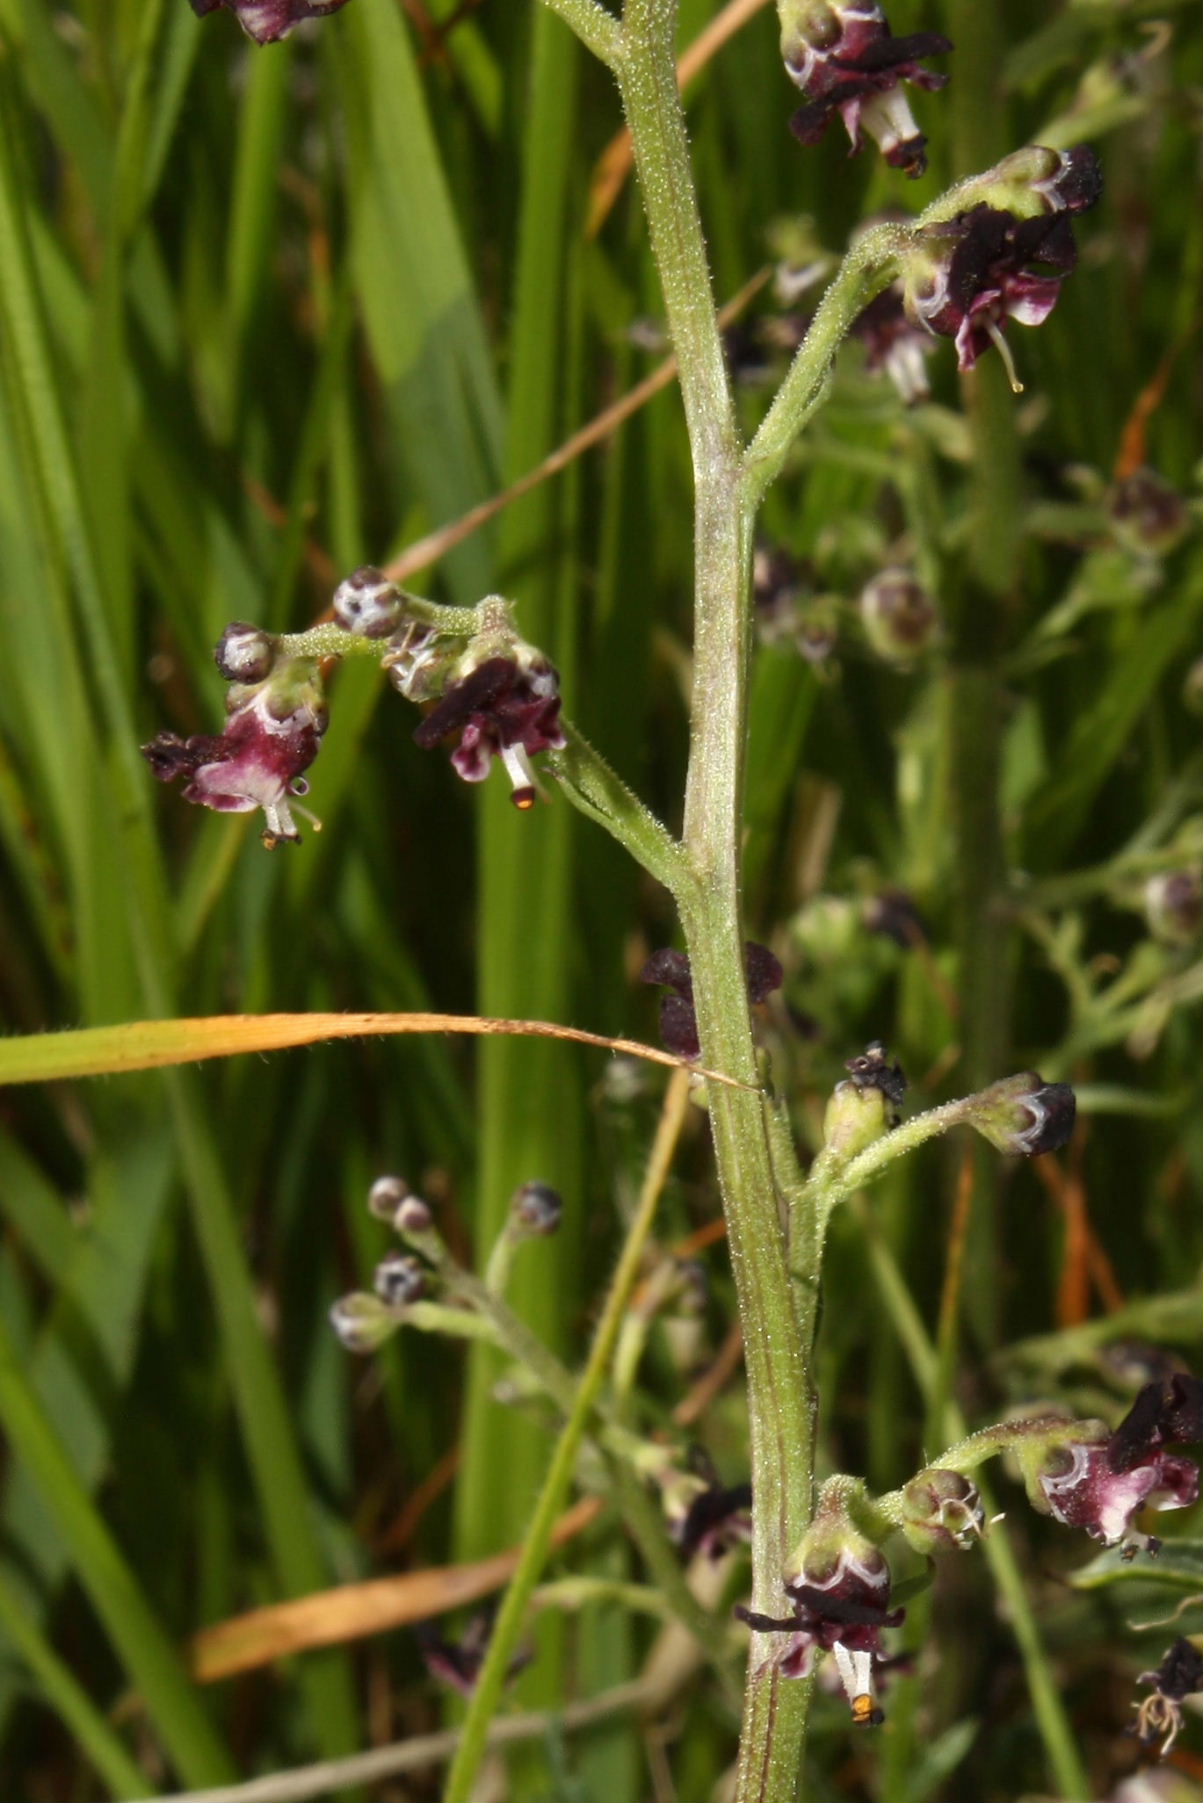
[0,1310,235,1787]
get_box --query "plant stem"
[616,2,824,1794]
[617,0,738,476]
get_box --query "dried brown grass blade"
[189,1499,602,1681]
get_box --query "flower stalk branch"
[535,0,623,67]
[444,1068,728,1802]
[743,224,906,500]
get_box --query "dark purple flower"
[412,653,566,809]
[862,887,928,948]
[1109,468,1189,557]
[142,656,327,847]
[672,1466,754,1561]
[781,1,952,177]
[188,0,354,44]
[738,1536,903,1721]
[1130,1638,1203,1757]
[1028,1392,1200,1550]
[639,942,784,1060]
[416,1612,530,1698]
[906,205,1082,387]
[851,283,936,403]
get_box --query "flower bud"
[967,1072,1075,1157]
[964,145,1102,220]
[329,1291,399,1353]
[214,622,278,684]
[823,1079,892,1161]
[1144,872,1202,948]
[510,1180,563,1236]
[374,1253,428,1308]
[333,566,405,638]
[664,1464,753,1561]
[901,1468,985,1553]
[1107,468,1189,558]
[395,1194,435,1236]
[823,1043,907,1157]
[367,1174,410,1220]
[859,569,938,663]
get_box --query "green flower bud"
[1144,872,1202,948]
[901,1468,985,1553]
[967,1072,1075,1157]
[329,1292,400,1353]
[859,568,939,663]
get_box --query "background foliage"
[0,0,1199,1798]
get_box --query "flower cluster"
[142,629,327,847]
[188,0,353,45]
[780,1,952,177]
[340,572,567,809]
[144,574,568,840]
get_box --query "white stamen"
[500,742,540,802]
[985,318,1024,393]
[833,1642,871,1698]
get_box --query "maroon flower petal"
[1108,1374,1203,1473]
[188,0,354,45]
[659,994,701,1061]
[413,657,518,748]
[744,941,785,1003]
[639,948,694,997]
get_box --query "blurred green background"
[0,0,1198,1797]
